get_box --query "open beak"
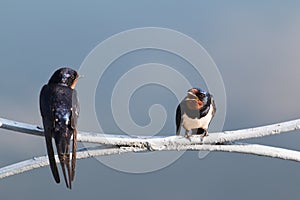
[185,92,198,101]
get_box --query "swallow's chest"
[182,104,214,130]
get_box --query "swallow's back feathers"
[40,83,79,189]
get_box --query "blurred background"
[0,0,300,199]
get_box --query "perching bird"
[176,88,216,138]
[40,67,79,189]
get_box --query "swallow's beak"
[185,92,198,101]
[187,91,197,97]
[78,75,84,79]
[71,75,81,89]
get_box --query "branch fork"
[0,117,299,179]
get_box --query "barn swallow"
[176,88,216,138]
[39,67,79,189]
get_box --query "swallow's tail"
[59,153,72,189]
[56,137,73,189]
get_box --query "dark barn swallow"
[176,88,216,138]
[40,67,79,189]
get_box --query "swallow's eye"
[198,93,205,98]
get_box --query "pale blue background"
[0,1,300,199]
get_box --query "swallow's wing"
[44,125,60,184]
[210,95,216,116]
[71,89,79,128]
[70,89,79,181]
[39,85,60,183]
[176,103,182,135]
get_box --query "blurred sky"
[0,0,300,199]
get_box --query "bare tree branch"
[0,146,146,179]
[1,117,299,147]
[0,117,44,137]
[1,143,300,180]
[0,117,300,180]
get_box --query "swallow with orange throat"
[176,88,216,138]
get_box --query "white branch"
[187,143,300,162]
[0,117,44,137]
[1,143,300,180]
[0,117,300,180]
[0,146,146,179]
[1,117,300,147]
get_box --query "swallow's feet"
[184,133,192,141]
[200,131,208,142]
[201,131,208,138]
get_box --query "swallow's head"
[49,67,79,89]
[185,88,209,110]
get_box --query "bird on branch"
[39,67,80,189]
[176,88,216,138]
